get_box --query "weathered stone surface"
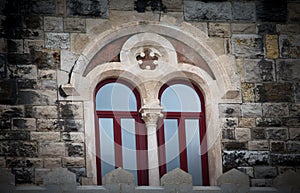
[37,119,64,131]
[35,168,50,185]
[45,33,70,49]
[64,119,84,132]
[219,104,241,118]
[39,69,57,80]
[271,154,300,166]
[289,128,300,140]
[7,53,31,65]
[244,59,275,82]
[223,151,270,171]
[222,129,235,140]
[3,28,44,39]
[103,167,134,184]
[44,17,63,32]
[257,83,293,102]
[64,17,86,32]
[66,0,108,18]
[32,49,60,70]
[0,54,6,78]
[27,106,58,119]
[277,59,300,82]
[59,102,83,118]
[24,16,43,29]
[288,3,300,22]
[239,118,256,128]
[241,103,262,118]
[295,82,300,103]
[208,23,231,38]
[67,143,84,157]
[70,33,90,54]
[266,128,288,140]
[0,130,30,140]
[248,140,269,151]
[17,79,37,89]
[235,128,251,142]
[274,170,300,192]
[44,168,76,191]
[39,79,57,90]
[251,179,273,187]
[24,40,44,53]
[286,141,300,153]
[12,168,34,184]
[7,39,23,53]
[232,1,255,21]
[280,35,300,58]
[270,141,285,153]
[223,142,247,150]
[6,157,43,168]
[8,65,37,79]
[1,141,38,157]
[277,24,300,35]
[237,167,254,178]
[110,0,135,11]
[266,35,279,59]
[184,1,232,21]
[31,132,60,142]
[18,90,57,105]
[231,23,256,34]
[251,128,266,140]
[62,157,85,167]
[0,80,17,104]
[0,105,24,118]
[39,142,65,157]
[162,0,183,12]
[62,132,84,143]
[257,23,276,35]
[20,0,56,15]
[68,167,86,183]
[256,118,283,127]
[43,158,62,168]
[232,35,264,58]
[256,0,287,22]
[262,103,289,117]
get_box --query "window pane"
[121,118,138,185]
[96,82,137,111]
[99,118,115,177]
[185,119,202,185]
[164,119,180,172]
[161,84,201,112]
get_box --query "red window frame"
[94,78,148,185]
[157,80,209,185]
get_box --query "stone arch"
[58,16,241,186]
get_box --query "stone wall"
[0,0,299,188]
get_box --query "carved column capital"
[139,99,163,126]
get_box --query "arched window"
[158,80,209,186]
[94,79,148,185]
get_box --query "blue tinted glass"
[99,118,115,177]
[161,84,201,112]
[121,118,138,185]
[185,119,202,185]
[96,83,137,111]
[164,119,180,172]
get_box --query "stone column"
[140,100,163,186]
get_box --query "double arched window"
[95,79,208,186]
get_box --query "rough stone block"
[24,40,44,54]
[66,143,84,157]
[254,166,277,179]
[68,167,86,183]
[161,168,192,193]
[8,65,37,79]
[217,169,249,193]
[12,168,34,184]
[0,80,17,104]
[232,35,264,58]
[257,83,293,102]
[277,59,300,82]
[62,157,85,167]
[239,118,256,128]
[266,128,288,140]
[18,90,57,105]
[208,23,231,38]
[295,82,300,103]
[44,16,63,32]
[241,103,262,118]
[24,16,43,30]
[262,103,289,117]
[231,23,256,34]
[44,158,62,168]
[17,79,37,89]
[35,168,50,185]
[0,130,30,140]
[288,3,300,23]
[28,106,58,119]
[7,53,31,65]
[7,39,23,53]
[256,0,287,22]
[251,128,266,140]
[277,24,300,35]
[39,142,65,157]
[64,17,86,32]
[39,79,57,90]
[223,142,247,150]
[244,59,275,82]
[20,0,56,15]
[162,0,183,12]
[38,69,57,80]
[44,168,76,192]
[235,128,251,142]
[248,140,269,151]
[37,119,64,131]
[64,119,84,132]
[45,33,70,49]
[2,141,38,157]
[232,2,256,21]
[271,154,300,166]
[6,157,42,168]
[280,35,300,58]
[70,33,90,54]
[103,168,135,193]
[62,132,84,143]
[66,0,108,18]
[266,35,279,59]
[59,102,84,119]
[286,141,300,153]
[257,23,276,35]
[251,179,273,187]
[237,167,254,178]
[241,83,257,102]
[31,132,60,142]
[270,141,285,153]
[256,117,283,127]
[289,128,300,140]
[32,49,60,70]
[0,54,6,78]
[110,0,135,11]
[184,1,232,21]
[219,104,241,118]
